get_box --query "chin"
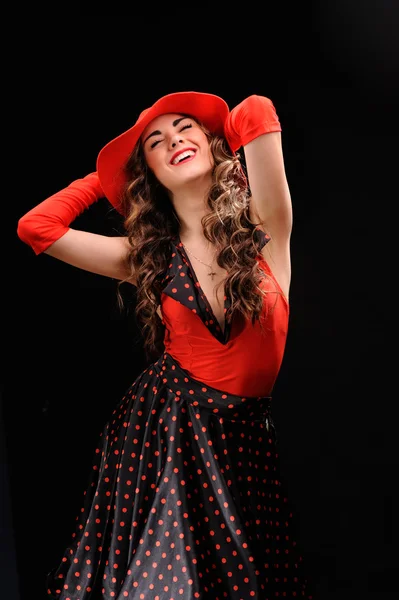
[164,163,213,191]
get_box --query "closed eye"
[150,123,193,148]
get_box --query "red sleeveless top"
[161,229,289,397]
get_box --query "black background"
[3,4,399,599]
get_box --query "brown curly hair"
[117,120,278,361]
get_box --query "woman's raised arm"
[17,172,135,284]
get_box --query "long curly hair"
[117,120,278,361]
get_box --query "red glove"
[17,172,104,255]
[224,95,282,153]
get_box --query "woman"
[17,91,314,599]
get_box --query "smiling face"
[140,113,214,191]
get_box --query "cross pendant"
[208,271,217,280]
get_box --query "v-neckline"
[176,235,229,338]
[161,229,271,346]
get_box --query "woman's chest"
[192,261,228,332]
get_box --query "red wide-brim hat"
[96,91,230,214]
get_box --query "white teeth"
[172,150,195,165]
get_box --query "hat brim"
[96,91,230,214]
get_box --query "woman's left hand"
[224,95,282,152]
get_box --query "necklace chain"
[181,242,218,280]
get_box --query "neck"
[170,177,213,242]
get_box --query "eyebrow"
[142,116,189,146]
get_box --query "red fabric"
[17,172,104,255]
[162,256,289,397]
[224,95,282,152]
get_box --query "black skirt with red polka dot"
[45,351,315,599]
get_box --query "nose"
[169,134,184,149]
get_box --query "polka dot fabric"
[45,228,315,599]
[46,353,313,599]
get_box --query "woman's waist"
[163,339,282,397]
[153,351,273,422]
